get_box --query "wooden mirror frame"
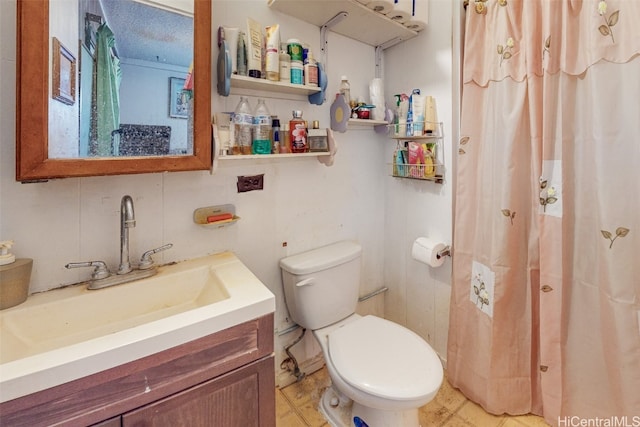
[16,0,212,181]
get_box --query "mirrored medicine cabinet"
[16,0,212,181]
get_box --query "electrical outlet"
[237,174,264,192]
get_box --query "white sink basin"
[0,252,275,403]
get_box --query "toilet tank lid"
[279,241,362,275]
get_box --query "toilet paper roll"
[404,19,426,32]
[386,0,412,23]
[413,0,429,23]
[367,0,393,15]
[403,0,427,32]
[385,8,411,24]
[411,237,447,268]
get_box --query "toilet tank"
[280,241,362,330]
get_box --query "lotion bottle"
[304,51,318,86]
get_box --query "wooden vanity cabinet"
[122,356,273,426]
[1,314,275,427]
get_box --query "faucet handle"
[65,261,111,280]
[138,243,173,270]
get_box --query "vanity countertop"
[0,251,275,403]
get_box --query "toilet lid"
[328,315,442,401]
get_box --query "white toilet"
[280,241,443,427]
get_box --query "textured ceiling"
[100,0,194,68]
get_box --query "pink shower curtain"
[448,1,640,425]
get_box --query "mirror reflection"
[51,0,194,158]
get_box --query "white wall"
[48,0,79,158]
[383,0,457,360]
[119,59,190,152]
[0,0,457,386]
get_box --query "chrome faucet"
[118,195,136,274]
[65,194,172,290]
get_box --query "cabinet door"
[122,356,275,427]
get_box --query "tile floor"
[276,367,551,427]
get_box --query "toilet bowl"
[314,314,443,426]
[280,241,443,427]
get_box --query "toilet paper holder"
[436,245,451,259]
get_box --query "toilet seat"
[328,315,442,402]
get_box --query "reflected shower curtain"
[448,1,640,424]
[94,23,121,156]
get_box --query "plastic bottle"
[406,89,421,137]
[339,76,351,107]
[393,94,402,136]
[252,99,272,154]
[271,117,281,154]
[237,32,247,76]
[233,96,253,154]
[279,49,291,83]
[290,110,308,153]
[287,39,304,85]
[304,51,318,87]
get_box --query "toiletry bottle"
[246,18,263,78]
[287,39,304,85]
[290,110,308,153]
[265,25,280,81]
[425,96,438,134]
[279,48,291,83]
[308,120,327,152]
[271,117,280,154]
[281,123,291,153]
[252,99,272,154]
[237,31,247,76]
[339,76,351,107]
[393,94,402,136]
[304,51,318,87]
[406,89,420,136]
[233,96,253,154]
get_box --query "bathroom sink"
[0,261,230,364]
[0,251,275,403]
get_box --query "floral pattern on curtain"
[448,1,640,424]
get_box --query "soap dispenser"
[0,240,33,309]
